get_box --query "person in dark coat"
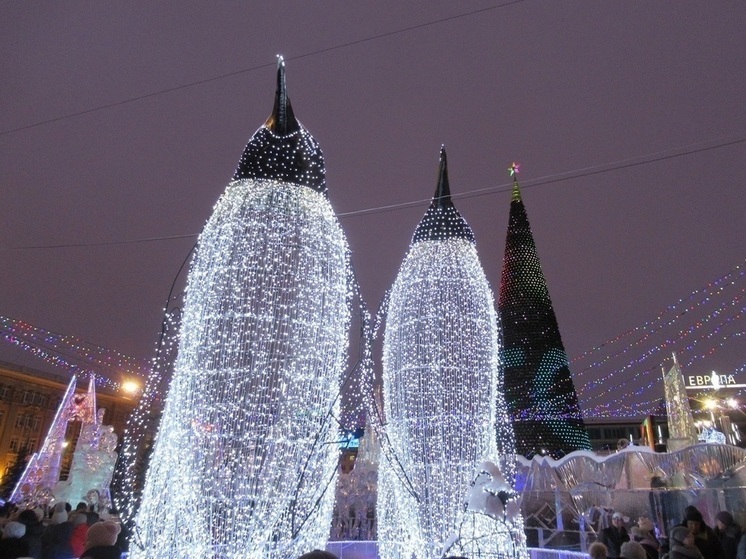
[666,525,704,559]
[298,551,338,559]
[714,511,741,559]
[79,521,122,559]
[601,513,631,558]
[0,520,31,559]
[40,510,74,559]
[678,506,722,559]
[17,508,43,559]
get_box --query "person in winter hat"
[80,521,121,559]
[632,518,661,559]
[0,520,31,558]
[678,506,723,559]
[601,513,631,558]
[714,511,741,559]
[666,525,704,559]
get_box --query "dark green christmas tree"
[498,163,591,458]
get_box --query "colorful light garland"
[0,315,149,392]
[574,260,746,417]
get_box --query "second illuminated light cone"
[378,148,516,559]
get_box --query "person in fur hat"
[80,521,121,559]
[632,518,661,559]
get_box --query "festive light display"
[11,376,98,505]
[113,301,183,530]
[330,429,379,541]
[663,352,698,448]
[377,148,519,559]
[0,315,149,391]
[444,461,526,559]
[574,260,746,418]
[131,58,351,558]
[498,164,591,457]
[54,407,119,508]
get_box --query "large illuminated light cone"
[131,58,350,559]
[378,148,516,559]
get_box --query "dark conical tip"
[231,56,327,193]
[264,55,300,135]
[411,146,475,245]
[434,145,451,207]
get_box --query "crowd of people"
[590,505,746,559]
[0,501,125,559]
[2,500,742,559]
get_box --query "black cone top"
[412,146,475,244]
[264,55,299,135]
[232,56,326,194]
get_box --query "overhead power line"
[1,134,743,252]
[0,0,526,137]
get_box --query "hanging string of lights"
[2,255,743,425]
[571,261,746,365]
[0,315,149,391]
[574,263,746,418]
[579,293,745,393]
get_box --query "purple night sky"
[1,2,744,415]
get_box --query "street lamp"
[120,380,141,397]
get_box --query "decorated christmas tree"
[377,148,522,559]
[131,58,351,558]
[498,164,591,458]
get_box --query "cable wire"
[1,134,743,252]
[0,0,526,137]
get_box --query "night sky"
[1,2,744,415]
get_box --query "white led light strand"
[130,181,350,557]
[377,150,523,559]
